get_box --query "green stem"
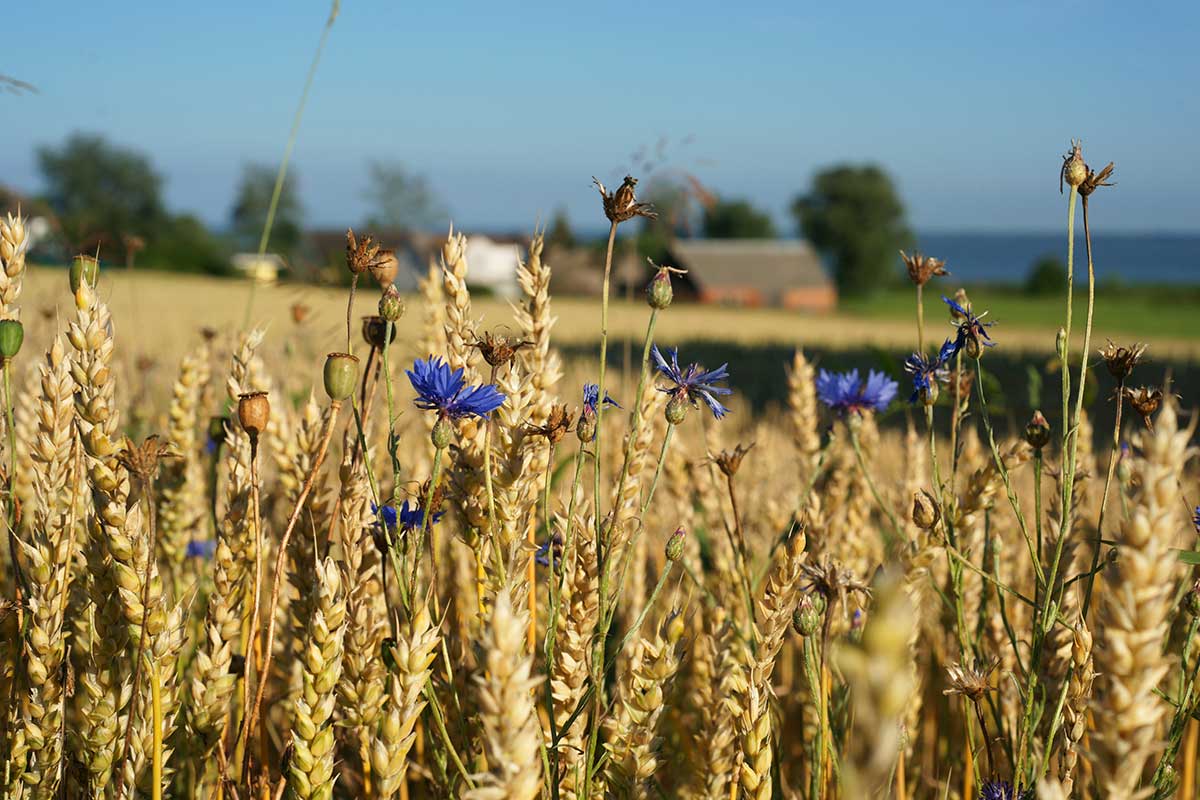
[848,423,903,547]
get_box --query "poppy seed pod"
[370,251,399,288]
[0,319,23,362]
[361,316,397,350]
[323,352,359,402]
[70,255,99,294]
[647,269,673,310]
[379,287,405,323]
[237,392,270,441]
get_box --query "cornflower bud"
[665,395,688,425]
[665,527,686,562]
[1025,410,1051,450]
[323,352,359,402]
[576,409,597,443]
[646,263,679,310]
[792,593,826,637]
[379,286,405,323]
[431,417,453,449]
[237,392,270,442]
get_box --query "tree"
[36,133,168,258]
[1024,254,1068,295]
[230,164,303,257]
[791,165,912,297]
[546,207,576,250]
[363,161,445,232]
[702,199,776,239]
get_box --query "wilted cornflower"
[816,369,898,415]
[1098,340,1146,382]
[652,346,733,419]
[1123,385,1163,430]
[592,175,657,224]
[406,356,506,420]
[534,532,563,569]
[943,295,995,358]
[525,404,574,445]
[186,539,216,559]
[582,383,620,415]
[904,338,956,404]
[944,658,1000,701]
[899,250,949,287]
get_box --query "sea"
[912,231,1200,285]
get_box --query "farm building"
[230,252,285,283]
[665,239,837,311]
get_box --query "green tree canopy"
[791,165,912,297]
[546,207,576,250]
[230,164,303,257]
[363,161,445,233]
[1024,254,1068,295]
[36,133,168,257]
[702,198,776,239]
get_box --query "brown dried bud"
[948,289,970,322]
[1123,386,1163,430]
[911,490,940,531]
[345,228,394,277]
[576,408,597,443]
[1098,340,1146,382]
[711,442,754,478]
[116,434,178,483]
[593,175,657,224]
[237,391,271,440]
[526,404,574,445]
[361,316,397,350]
[1024,410,1051,450]
[471,331,529,368]
[1079,161,1115,198]
[370,250,400,287]
[1061,140,1087,192]
[900,251,949,287]
[1184,579,1200,618]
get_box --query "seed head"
[709,442,754,478]
[792,593,826,637]
[345,228,394,278]
[237,391,271,441]
[576,409,598,443]
[1123,385,1163,430]
[0,319,23,362]
[116,434,179,484]
[943,657,1000,701]
[370,250,400,288]
[1024,410,1051,450]
[470,331,530,368]
[911,489,940,530]
[361,315,397,350]
[1079,160,1115,198]
[1060,139,1087,193]
[525,403,574,445]
[323,352,360,402]
[1098,340,1146,382]
[900,250,949,287]
[593,175,657,224]
[0,212,28,271]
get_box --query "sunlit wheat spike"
[786,348,821,481]
[0,210,29,319]
[1090,395,1194,798]
[441,227,479,378]
[550,534,598,800]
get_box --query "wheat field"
[1,150,1199,800]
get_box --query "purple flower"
[1193,505,1200,534]
[816,369,898,415]
[534,532,564,569]
[582,383,620,415]
[374,501,442,535]
[978,780,1030,800]
[904,339,955,403]
[406,356,505,420]
[943,295,995,355]
[186,539,216,559]
[652,345,733,419]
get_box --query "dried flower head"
[237,391,271,440]
[899,250,949,287]
[200,326,218,342]
[470,331,530,368]
[1025,410,1051,450]
[1098,340,1146,382]
[525,403,574,445]
[116,434,179,484]
[943,295,995,358]
[800,558,870,620]
[943,657,1000,701]
[345,228,394,277]
[708,442,755,478]
[592,175,657,224]
[291,303,311,324]
[1079,160,1115,198]
[911,489,940,530]
[1060,139,1086,193]
[1123,385,1163,430]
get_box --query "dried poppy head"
[361,316,397,350]
[237,392,271,441]
[369,250,399,288]
[1123,386,1163,430]
[1099,340,1145,382]
[911,489,940,530]
[525,404,574,445]
[592,175,657,224]
[345,229,393,277]
[900,251,949,287]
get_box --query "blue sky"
[3,1,1197,234]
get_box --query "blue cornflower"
[652,345,733,419]
[406,356,506,420]
[185,539,216,559]
[904,338,956,404]
[373,501,443,535]
[978,780,1030,800]
[534,532,564,569]
[816,369,898,415]
[943,295,995,357]
[1193,505,1200,534]
[582,383,621,414]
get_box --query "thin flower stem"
[724,472,758,626]
[1058,185,1079,558]
[610,308,659,529]
[592,220,619,547]
[411,444,446,590]
[916,284,925,355]
[848,424,903,547]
